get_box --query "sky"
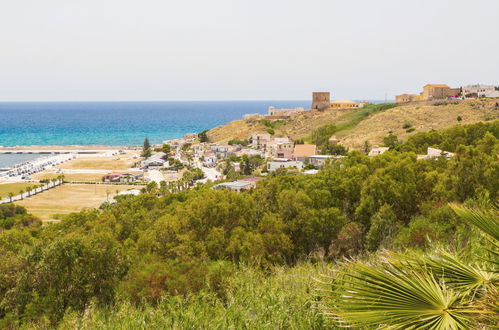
[0,0,498,101]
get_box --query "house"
[395,94,420,103]
[269,137,294,158]
[293,144,317,161]
[368,146,390,157]
[307,155,344,167]
[330,99,362,109]
[141,152,166,168]
[417,147,454,160]
[214,181,253,192]
[252,133,272,149]
[395,84,460,103]
[267,158,304,172]
[203,155,217,167]
[102,172,143,183]
[237,176,264,188]
[462,84,496,97]
[485,90,499,98]
[183,133,198,143]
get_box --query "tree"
[198,130,209,143]
[8,192,14,203]
[383,133,399,149]
[142,138,152,158]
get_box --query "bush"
[406,127,416,133]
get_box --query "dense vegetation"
[0,121,497,328]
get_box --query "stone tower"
[311,92,331,110]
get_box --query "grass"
[41,263,331,329]
[58,155,139,171]
[0,182,33,198]
[333,103,398,135]
[16,184,140,221]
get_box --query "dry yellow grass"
[16,183,140,221]
[0,183,33,198]
[338,99,499,149]
[206,99,499,149]
[207,107,352,143]
[58,156,138,171]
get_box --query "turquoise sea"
[0,101,312,147]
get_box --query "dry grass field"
[0,182,33,198]
[58,155,138,171]
[16,183,140,221]
[206,99,499,149]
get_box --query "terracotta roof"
[293,144,317,158]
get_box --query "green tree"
[142,138,152,158]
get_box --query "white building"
[252,133,272,149]
[462,84,496,97]
[368,147,390,157]
[417,147,454,160]
[267,158,304,172]
[267,106,305,117]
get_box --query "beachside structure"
[141,152,166,168]
[293,144,317,161]
[267,158,304,172]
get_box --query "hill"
[206,99,499,149]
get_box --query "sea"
[0,100,385,167]
[0,101,314,147]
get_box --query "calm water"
[0,101,311,146]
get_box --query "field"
[206,99,499,149]
[58,154,138,171]
[0,182,33,198]
[16,183,140,221]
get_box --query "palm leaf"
[323,260,486,329]
[399,251,498,294]
[450,203,499,242]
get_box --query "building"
[183,133,198,143]
[311,92,331,110]
[214,181,253,192]
[237,176,264,188]
[267,158,304,172]
[330,99,363,109]
[307,155,344,167]
[395,94,420,103]
[269,137,294,158]
[267,106,305,117]
[396,84,460,103]
[417,147,454,160]
[141,152,166,168]
[462,84,496,97]
[368,146,390,157]
[485,90,499,98]
[102,172,143,183]
[293,144,317,161]
[252,133,272,149]
[420,84,459,100]
[243,113,264,120]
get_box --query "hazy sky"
[1,0,498,101]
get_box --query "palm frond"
[323,260,486,329]
[450,203,499,242]
[398,251,498,294]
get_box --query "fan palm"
[320,203,498,329]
